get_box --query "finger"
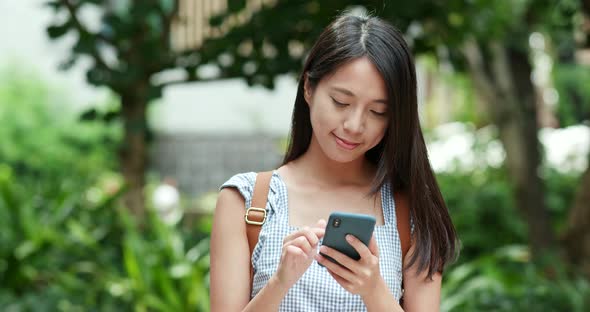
[285,244,307,259]
[368,234,379,257]
[318,245,356,271]
[287,227,320,248]
[315,218,327,229]
[311,219,326,239]
[327,268,353,292]
[289,235,313,254]
[283,231,299,244]
[282,227,316,245]
[299,227,320,246]
[311,227,325,240]
[315,253,355,282]
[346,234,372,260]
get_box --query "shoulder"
[220,172,257,190]
[220,171,278,211]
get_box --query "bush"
[441,245,590,311]
[0,165,211,311]
[0,66,210,311]
[437,146,587,311]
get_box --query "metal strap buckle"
[245,207,267,225]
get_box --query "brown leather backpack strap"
[245,171,273,286]
[394,191,411,264]
[394,191,411,304]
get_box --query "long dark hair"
[282,13,458,279]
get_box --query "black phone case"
[320,212,376,265]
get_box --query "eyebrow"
[331,87,388,104]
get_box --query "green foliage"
[553,64,590,126]
[0,164,211,311]
[0,164,128,311]
[438,167,526,262]
[0,65,119,179]
[44,0,178,91]
[418,56,483,127]
[0,66,210,311]
[117,210,210,312]
[202,0,569,88]
[437,156,588,311]
[437,149,580,263]
[442,245,590,311]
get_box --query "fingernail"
[346,234,352,241]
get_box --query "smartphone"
[319,212,376,265]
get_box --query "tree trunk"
[118,84,149,217]
[562,148,590,277]
[562,0,590,277]
[462,40,556,256]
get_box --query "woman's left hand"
[315,234,384,299]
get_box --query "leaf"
[43,0,63,11]
[158,0,176,15]
[80,108,98,121]
[227,0,247,13]
[209,13,228,27]
[123,236,145,292]
[15,240,38,260]
[73,32,99,55]
[103,110,120,123]
[143,294,170,311]
[58,56,78,71]
[47,22,72,39]
[157,268,183,310]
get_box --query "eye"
[331,98,348,107]
[371,110,387,117]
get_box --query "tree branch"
[153,69,229,88]
[156,0,179,49]
[489,41,517,103]
[461,39,497,102]
[461,39,515,124]
[59,0,114,44]
[58,0,113,70]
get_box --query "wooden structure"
[171,0,275,51]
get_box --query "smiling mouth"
[333,133,360,150]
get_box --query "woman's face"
[304,56,389,164]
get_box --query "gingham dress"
[220,171,404,311]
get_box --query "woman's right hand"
[273,219,327,288]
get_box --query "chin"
[324,148,364,164]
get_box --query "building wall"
[150,133,285,196]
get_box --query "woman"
[210,13,458,312]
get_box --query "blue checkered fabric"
[220,171,404,311]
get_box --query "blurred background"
[1,0,589,311]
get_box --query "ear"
[303,73,313,105]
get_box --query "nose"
[343,108,365,135]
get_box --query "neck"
[290,135,375,187]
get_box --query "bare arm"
[210,188,287,312]
[401,244,442,312]
[210,188,325,312]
